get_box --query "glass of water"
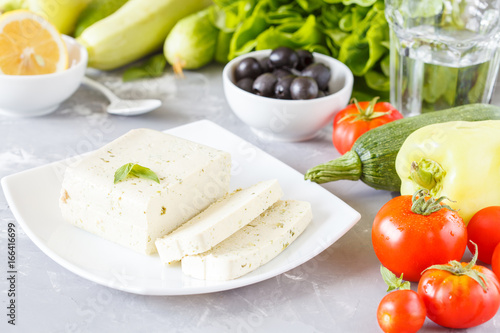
[386,0,500,116]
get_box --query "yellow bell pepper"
[395,120,500,224]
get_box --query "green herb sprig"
[114,163,160,184]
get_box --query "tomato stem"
[337,97,391,123]
[410,189,455,216]
[422,242,488,291]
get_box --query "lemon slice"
[0,10,68,75]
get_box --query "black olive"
[272,68,293,80]
[259,57,273,73]
[301,63,331,91]
[296,50,314,71]
[274,75,296,99]
[253,73,278,97]
[234,57,262,81]
[290,76,318,100]
[236,78,254,93]
[269,46,299,69]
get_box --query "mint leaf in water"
[122,54,167,82]
[114,163,160,184]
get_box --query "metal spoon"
[83,77,162,116]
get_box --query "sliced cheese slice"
[181,200,312,280]
[155,179,283,264]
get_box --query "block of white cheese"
[59,128,231,255]
[155,179,283,264]
[181,200,312,280]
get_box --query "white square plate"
[1,120,360,295]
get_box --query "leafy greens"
[210,0,390,99]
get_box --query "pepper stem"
[305,150,362,183]
[411,189,456,216]
[421,241,488,291]
[409,158,446,196]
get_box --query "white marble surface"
[1,64,500,333]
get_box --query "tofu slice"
[59,128,231,255]
[181,200,312,280]
[155,179,283,264]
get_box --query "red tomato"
[492,242,500,279]
[372,194,467,282]
[332,97,402,154]
[418,260,500,328]
[377,290,426,333]
[467,206,500,264]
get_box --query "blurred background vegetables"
[73,0,128,38]
[164,8,219,71]
[0,0,391,99]
[76,0,212,70]
[0,0,90,34]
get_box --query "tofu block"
[181,200,312,280]
[155,179,283,264]
[59,128,231,254]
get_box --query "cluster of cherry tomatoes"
[373,196,500,332]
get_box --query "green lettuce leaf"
[338,4,389,76]
[256,15,324,51]
[229,1,269,59]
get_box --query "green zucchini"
[305,103,500,191]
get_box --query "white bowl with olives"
[222,47,354,142]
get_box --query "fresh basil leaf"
[114,163,160,184]
[114,163,134,184]
[130,164,160,184]
[122,54,166,82]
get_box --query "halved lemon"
[0,10,68,75]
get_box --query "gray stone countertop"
[1,64,500,333]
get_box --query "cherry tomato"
[372,192,467,282]
[377,290,426,333]
[418,254,500,329]
[332,97,402,155]
[492,242,500,279]
[467,206,500,264]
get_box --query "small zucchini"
[305,103,500,191]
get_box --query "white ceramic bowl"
[223,50,354,142]
[0,35,88,117]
